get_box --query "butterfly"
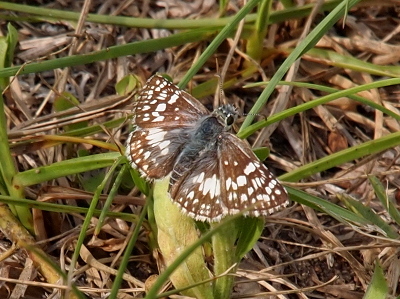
[126,75,289,222]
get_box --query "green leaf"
[5,23,18,67]
[211,219,238,299]
[115,74,139,96]
[78,169,106,193]
[53,92,80,111]
[253,147,270,161]
[364,261,388,299]
[287,186,370,226]
[235,217,264,260]
[13,152,119,187]
[153,177,213,299]
[127,164,149,196]
[0,23,18,88]
[338,194,398,239]
[369,175,400,225]
[54,92,88,132]
[0,37,6,70]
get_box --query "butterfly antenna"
[213,72,227,109]
[243,111,268,120]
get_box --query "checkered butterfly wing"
[170,132,289,222]
[126,75,209,179]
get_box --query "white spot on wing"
[202,174,219,199]
[158,140,170,150]
[168,94,179,104]
[155,103,166,112]
[244,163,256,175]
[143,151,151,160]
[192,172,205,184]
[161,148,169,156]
[248,187,254,195]
[237,175,247,186]
[226,177,232,190]
[145,129,167,145]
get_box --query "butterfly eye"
[226,114,235,126]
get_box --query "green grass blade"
[364,262,388,299]
[95,163,128,235]
[286,186,370,226]
[0,0,346,30]
[179,0,260,88]
[239,0,362,131]
[369,175,400,225]
[13,152,119,187]
[239,78,400,138]
[108,196,150,299]
[0,195,136,222]
[280,131,400,182]
[338,194,398,239]
[66,157,123,297]
[305,48,400,78]
[0,28,216,78]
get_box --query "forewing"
[133,75,209,129]
[218,133,289,216]
[126,75,208,179]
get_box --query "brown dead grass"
[1,0,400,298]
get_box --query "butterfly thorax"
[170,115,225,188]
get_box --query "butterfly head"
[215,104,238,130]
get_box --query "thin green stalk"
[280,130,400,182]
[0,195,136,222]
[239,0,363,131]
[95,164,128,235]
[13,152,119,187]
[108,194,150,299]
[0,93,33,231]
[66,156,124,297]
[245,0,272,64]
[0,24,33,231]
[238,78,400,139]
[179,0,261,88]
[246,80,400,122]
[0,28,215,78]
[0,0,346,30]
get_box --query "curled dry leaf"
[328,131,348,153]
